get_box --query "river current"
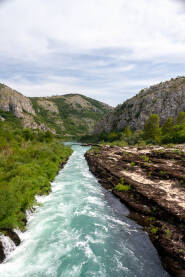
[0,144,169,277]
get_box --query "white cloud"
[0,0,185,104]
[1,0,185,60]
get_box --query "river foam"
[0,144,169,277]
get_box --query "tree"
[175,112,185,125]
[121,126,132,144]
[123,126,132,138]
[162,117,173,135]
[107,132,119,142]
[143,114,161,143]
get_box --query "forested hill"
[94,76,185,134]
[0,84,112,136]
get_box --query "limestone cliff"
[95,76,185,134]
[0,84,35,118]
[0,84,54,132]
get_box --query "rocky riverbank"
[85,145,185,277]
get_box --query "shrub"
[114,177,131,191]
[150,226,158,234]
[115,184,131,192]
[141,155,150,162]
[143,114,161,143]
[165,228,172,238]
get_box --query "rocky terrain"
[0,83,112,135]
[95,76,185,134]
[85,145,185,277]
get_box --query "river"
[0,144,169,277]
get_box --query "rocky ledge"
[85,145,185,277]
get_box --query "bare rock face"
[0,84,35,118]
[37,99,59,114]
[0,84,56,133]
[64,94,92,109]
[95,76,185,134]
[22,114,56,134]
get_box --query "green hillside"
[30,94,112,136]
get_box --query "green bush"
[141,155,150,162]
[115,184,131,192]
[114,177,130,191]
[150,226,158,234]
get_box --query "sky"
[0,0,185,106]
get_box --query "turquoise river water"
[0,144,169,277]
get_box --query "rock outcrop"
[0,84,35,118]
[95,76,185,134]
[85,145,185,277]
[0,84,55,132]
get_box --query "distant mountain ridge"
[95,76,185,134]
[0,84,113,136]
